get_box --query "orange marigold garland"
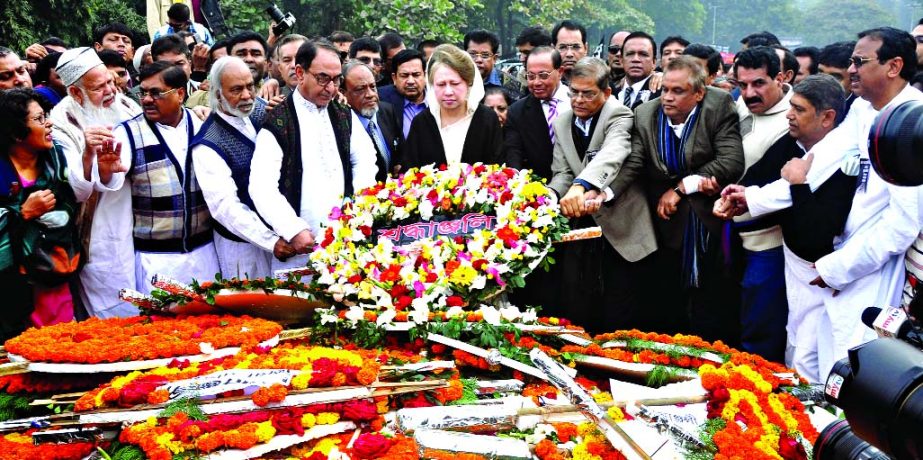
[0,430,94,460]
[4,315,282,364]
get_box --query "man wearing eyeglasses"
[544,57,657,333]
[0,47,33,90]
[611,56,743,341]
[551,20,588,85]
[250,41,378,273]
[49,47,141,317]
[715,27,923,379]
[96,60,219,295]
[349,38,384,83]
[607,30,630,92]
[504,47,569,181]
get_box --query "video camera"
[811,100,923,459]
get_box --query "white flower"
[319,310,339,325]
[480,305,501,325]
[419,199,434,220]
[499,305,521,322]
[521,308,538,323]
[526,423,556,444]
[445,306,465,319]
[470,275,487,290]
[345,306,365,323]
[376,309,396,326]
[409,306,429,324]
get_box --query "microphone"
[861,306,923,348]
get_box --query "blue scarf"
[657,106,708,288]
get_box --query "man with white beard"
[191,57,296,278]
[50,47,141,317]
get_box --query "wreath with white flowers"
[308,163,570,320]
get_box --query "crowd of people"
[1,5,922,385]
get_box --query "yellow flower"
[520,182,547,200]
[291,373,311,390]
[255,421,277,443]
[592,391,613,404]
[301,413,317,428]
[155,432,184,454]
[607,405,625,422]
[449,265,477,286]
[316,412,340,424]
[310,437,342,455]
[111,371,143,389]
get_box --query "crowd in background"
[2,4,923,385]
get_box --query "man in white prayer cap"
[50,47,142,318]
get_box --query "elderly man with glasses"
[249,41,378,273]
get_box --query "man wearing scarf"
[50,47,141,317]
[610,56,744,342]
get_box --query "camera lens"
[814,420,892,460]
[869,99,923,186]
[265,4,285,22]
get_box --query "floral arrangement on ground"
[308,162,569,314]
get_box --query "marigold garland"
[4,315,282,364]
[0,430,94,460]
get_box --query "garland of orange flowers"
[0,373,110,394]
[0,430,94,460]
[699,362,817,460]
[120,400,380,460]
[4,315,282,364]
[571,422,628,460]
[560,343,709,370]
[75,343,382,412]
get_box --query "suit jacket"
[504,94,555,180]
[402,104,503,170]
[611,87,744,250]
[549,97,657,262]
[615,76,662,110]
[374,101,401,180]
[378,84,413,141]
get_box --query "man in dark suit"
[377,49,427,143]
[342,60,400,182]
[610,55,744,342]
[504,46,571,181]
[614,32,662,110]
[547,57,658,333]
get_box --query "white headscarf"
[424,46,485,128]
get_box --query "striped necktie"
[367,118,390,170]
[546,98,559,144]
[623,86,634,107]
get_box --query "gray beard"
[80,97,123,126]
[359,106,377,118]
[220,98,254,118]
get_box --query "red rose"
[778,433,808,460]
[395,296,412,310]
[393,196,408,207]
[472,259,488,271]
[352,433,393,459]
[348,274,362,284]
[425,272,438,282]
[309,358,337,386]
[390,284,409,297]
[342,399,379,421]
[359,225,372,237]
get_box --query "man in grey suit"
[548,57,657,333]
[610,56,744,342]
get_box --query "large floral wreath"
[308,163,569,317]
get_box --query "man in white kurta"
[249,42,377,274]
[97,61,219,294]
[191,57,294,278]
[50,47,141,317]
[716,28,923,380]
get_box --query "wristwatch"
[673,186,686,197]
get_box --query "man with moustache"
[616,32,662,110]
[96,60,218,294]
[378,49,427,143]
[50,47,141,317]
[276,34,308,97]
[504,46,570,181]
[551,20,588,85]
[191,57,294,278]
[728,46,793,360]
[610,56,743,340]
[716,28,923,379]
[250,41,378,273]
[349,38,384,83]
[342,61,400,181]
[0,47,33,90]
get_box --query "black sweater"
[401,104,503,170]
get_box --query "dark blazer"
[615,76,662,110]
[402,104,503,170]
[375,101,402,180]
[378,84,413,141]
[549,97,657,262]
[611,86,744,250]
[504,93,555,180]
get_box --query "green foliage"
[347,0,484,43]
[158,397,208,421]
[0,0,144,53]
[797,0,898,46]
[100,442,146,460]
[645,364,679,387]
[222,0,271,37]
[353,319,388,349]
[629,0,706,43]
[0,392,32,421]
[448,378,480,405]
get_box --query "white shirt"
[249,90,377,242]
[617,75,652,107]
[102,110,196,193]
[191,111,279,252]
[440,112,475,165]
[736,85,793,169]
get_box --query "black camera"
[265,3,295,36]
[814,338,923,459]
[869,99,923,187]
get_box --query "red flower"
[390,284,409,298]
[359,225,372,237]
[309,358,337,386]
[778,432,808,460]
[497,226,518,247]
[393,196,408,207]
[352,433,393,458]
[446,296,465,307]
[342,399,379,422]
[380,264,401,282]
[347,274,362,284]
[395,295,412,310]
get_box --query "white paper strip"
[425,333,561,381]
[160,369,299,401]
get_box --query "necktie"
[623,86,634,107]
[546,98,559,144]
[367,118,391,170]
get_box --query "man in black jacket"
[503,47,570,181]
[378,49,427,142]
[343,61,400,182]
[716,74,854,382]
